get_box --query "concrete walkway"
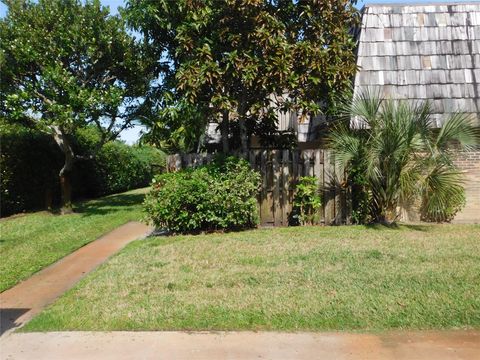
[1,330,479,360]
[0,221,152,336]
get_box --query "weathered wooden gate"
[167,149,350,226]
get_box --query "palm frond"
[349,88,383,129]
[329,122,363,174]
[436,113,478,151]
[331,92,470,223]
[421,164,466,222]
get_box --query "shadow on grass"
[365,223,431,232]
[74,193,146,217]
[402,224,431,232]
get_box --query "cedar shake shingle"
[354,2,480,126]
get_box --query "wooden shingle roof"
[354,2,480,126]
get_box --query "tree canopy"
[1,0,154,211]
[126,0,360,153]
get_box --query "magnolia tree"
[0,0,153,213]
[126,0,359,153]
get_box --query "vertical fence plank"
[282,149,290,226]
[292,150,299,182]
[249,150,261,222]
[303,150,311,177]
[345,165,352,225]
[272,150,282,226]
[313,149,323,225]
[319,150,326,224]
[334,157,342,224]
[249,150,256,170]
[260,150,274,226]
[324,150,335,224]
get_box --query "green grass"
[0,188,148,292]
[24,224,480,332]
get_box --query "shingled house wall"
[355,3,480,223]
[354,3,480,127]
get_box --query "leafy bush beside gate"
[144,157,260,233]
[291,176,322,225]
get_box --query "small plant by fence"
[167,149,351,226]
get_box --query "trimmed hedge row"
[1,123,165,216]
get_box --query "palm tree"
[330,91,478,224]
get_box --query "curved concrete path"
[1,330,479,360]
[0,221,152,336]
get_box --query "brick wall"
[452,151,480,224]
[400,150,480,223]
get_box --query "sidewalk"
[0,221,152,336]
[1,330,478,360]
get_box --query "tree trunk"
[45,187,53,210]
[51,126,75,214]
[376,206,397,225]
[59,172,73,214]
[238,117,248,155]
[221,110,229,154]
[238,92,248,156]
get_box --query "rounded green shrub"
[144,156,260,233]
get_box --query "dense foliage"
[291,176,322,225]
[75,142,163,198]
[144,157,260,233]
[0,0,154,211]
[1,122,164,217]
[126,0,359,153]
[1,120,62,216]
[330,92,478,223]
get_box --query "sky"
[1,0,478,143]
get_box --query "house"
[354,2,480,223]
[354,2,480,127]
[205,2,480,223]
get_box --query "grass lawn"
[24,224,480,332]
[0,188,148,292]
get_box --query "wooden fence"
[167,149,350,226]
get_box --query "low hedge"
[75,141,165,198]
[1,122,165,216]
[144,156,260,233]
